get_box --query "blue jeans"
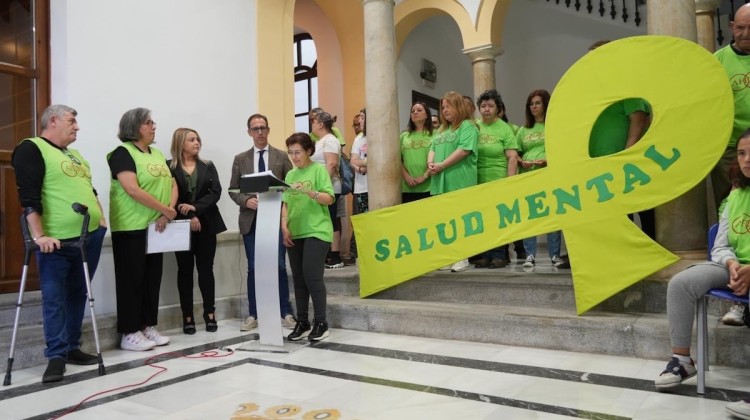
[523,230,561,259]
[484,244,509,261]
[243,225,293,318]
[37,226,106,360]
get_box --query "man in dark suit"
[229,114,295,331]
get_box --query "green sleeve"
[457,120,478,152]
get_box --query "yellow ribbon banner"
[352,36,734,314]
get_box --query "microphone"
[72,202,89,215]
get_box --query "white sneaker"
[121,331,156,351]
[551,255,563,267]
[450,259,470,272]
[727,399,750,419]
[142,326,170,346]
[523,254,535,268]
[721,304,745,326]
[240,316,257,331]
[654,356,697,389]
[282,314,296,329]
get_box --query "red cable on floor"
[51,348,235,419]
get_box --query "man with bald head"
[713,4,750,210]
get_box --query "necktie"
[258,149,266,172]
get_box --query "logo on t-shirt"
[730,72,750,92]
[478,133,501,145]
[289,180,314,195]
[731,214,750,234]
[432,131,457,145]
[147,163,170,177]
[60,161,91,179]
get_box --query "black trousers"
[175,229,217,317]
[112,230,163,334]
[401,192,430,204]
[287,237,330,322]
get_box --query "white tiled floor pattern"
[0,321,747,419]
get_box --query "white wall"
[50,0,258,315]
[397,15,473,129]
[396,0,647,129]
[497,0,646,126]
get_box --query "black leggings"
[175,229,217,317]
[286,237,330,322]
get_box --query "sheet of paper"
[146,219,191,254]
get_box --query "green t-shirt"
[516,123,546,173]
[476,118,518,184]
[715,45,750,148]
[27,138,102,239]
[507,122,520,134]
[589,99,650,157]
[727,188,750,264]
[429,119,478,195]
[310,127,345,146]
[283,162,335,242]
[400,129,432,193]
[109,142,173,232]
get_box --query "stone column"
[647,0,698,40]
[647,0,705,252]
[463,45,502,100]
[362,0,401,210]
[695,0,722,52]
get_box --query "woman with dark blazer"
[168,128,226,334]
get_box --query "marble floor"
[0,321,748,420]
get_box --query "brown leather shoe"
[474,258,491,268]
[488,258,509,269]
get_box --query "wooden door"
[0,149,38,293]
[0,0,49,294]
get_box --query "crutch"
[69,202,106,377]
[3,202,105,386]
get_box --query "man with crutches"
[10,104,106,383]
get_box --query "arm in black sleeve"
[192,162,222,216]
[107,146,136,179]
[11,141,45,214]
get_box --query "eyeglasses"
[249,126,269,134]
[287,150,305,156]
[62,149,81,165]
[144,120,156,127]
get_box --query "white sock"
[673,354,692,364]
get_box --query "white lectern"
[235,171,305,353]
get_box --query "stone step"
[0,291,43,329]
[323,262,734,316]
[326,295,750,369]
[325,264,674,313]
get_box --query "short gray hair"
[41,104,77,130]
[314,111,334,131]
[118,107,151,142]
